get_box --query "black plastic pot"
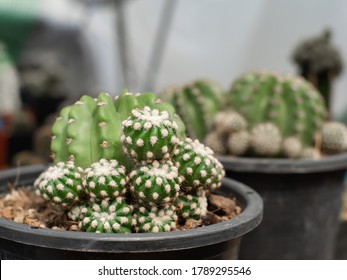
[219,152,347,260]
[0,164,263,260]
[334,220,347,259]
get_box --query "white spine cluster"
[121,106,179,162]
[129,160,181,205]
[34,161,84,207]
[80,198,133,233]
[250,123,282,156]
[134,205,177,233]
[83,159,128,201]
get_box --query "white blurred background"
[32,0,347,118]
[1,0,347,114]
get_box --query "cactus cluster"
[34,91,225,234]
[228,70,327,147]
[205,70,347,158]
[51,91,185,169]
[159,79,226,141]
[121,105,224,230]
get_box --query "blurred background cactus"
[204,70,347,159]
[159,79,226,141]
[292,30,343,115]
[0,42,21,168]
[0,43,21,117]
[228,70,327,147]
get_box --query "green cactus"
[51,93,120,168]
[172,137,225,192]
[320,121,347,154]
[160,79,225,141]
[129,160,182,206]
[133,204,178,233]
[175,191,208,221]
[228,70,328,147]
[36,90,227,234]
[250,123,282,157]
[51,91,186,169]
[121,106,180,162]
[115,91,186,140]
[80,197,133,233]
[84,159,128,201]
[34,161,85,207]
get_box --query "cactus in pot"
[228,70,327,147]
[319,121,347,155]
[33,90,225,234]
[292,30,343,114]
[204,70,347,159]
[204,70,328,158]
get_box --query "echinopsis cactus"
[84,159,128,200]
[159,79,226,141]
[228,70,327,147]
[172,137,225,193]
[129,160,181,206]
[51,91,185,169]
[34,91,225,234]
[212,110,247,136]
[319,121,347,155]
[250,123,282,157]
[121,106,180,162]
[292,30,343,113]
[133,204,177,233]
[80,197,133,233]
[282,137,303,159]
[175,191,208,221]
[227,130,250,156]
[34,161,84,207]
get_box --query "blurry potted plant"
[0,42,21,168]
[159,79,226,141]
[0,91,263,260]
[202,70,347,259]
[292,29,343,115]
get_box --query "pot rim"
[0,165,263,253]
[218,152,347,174]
